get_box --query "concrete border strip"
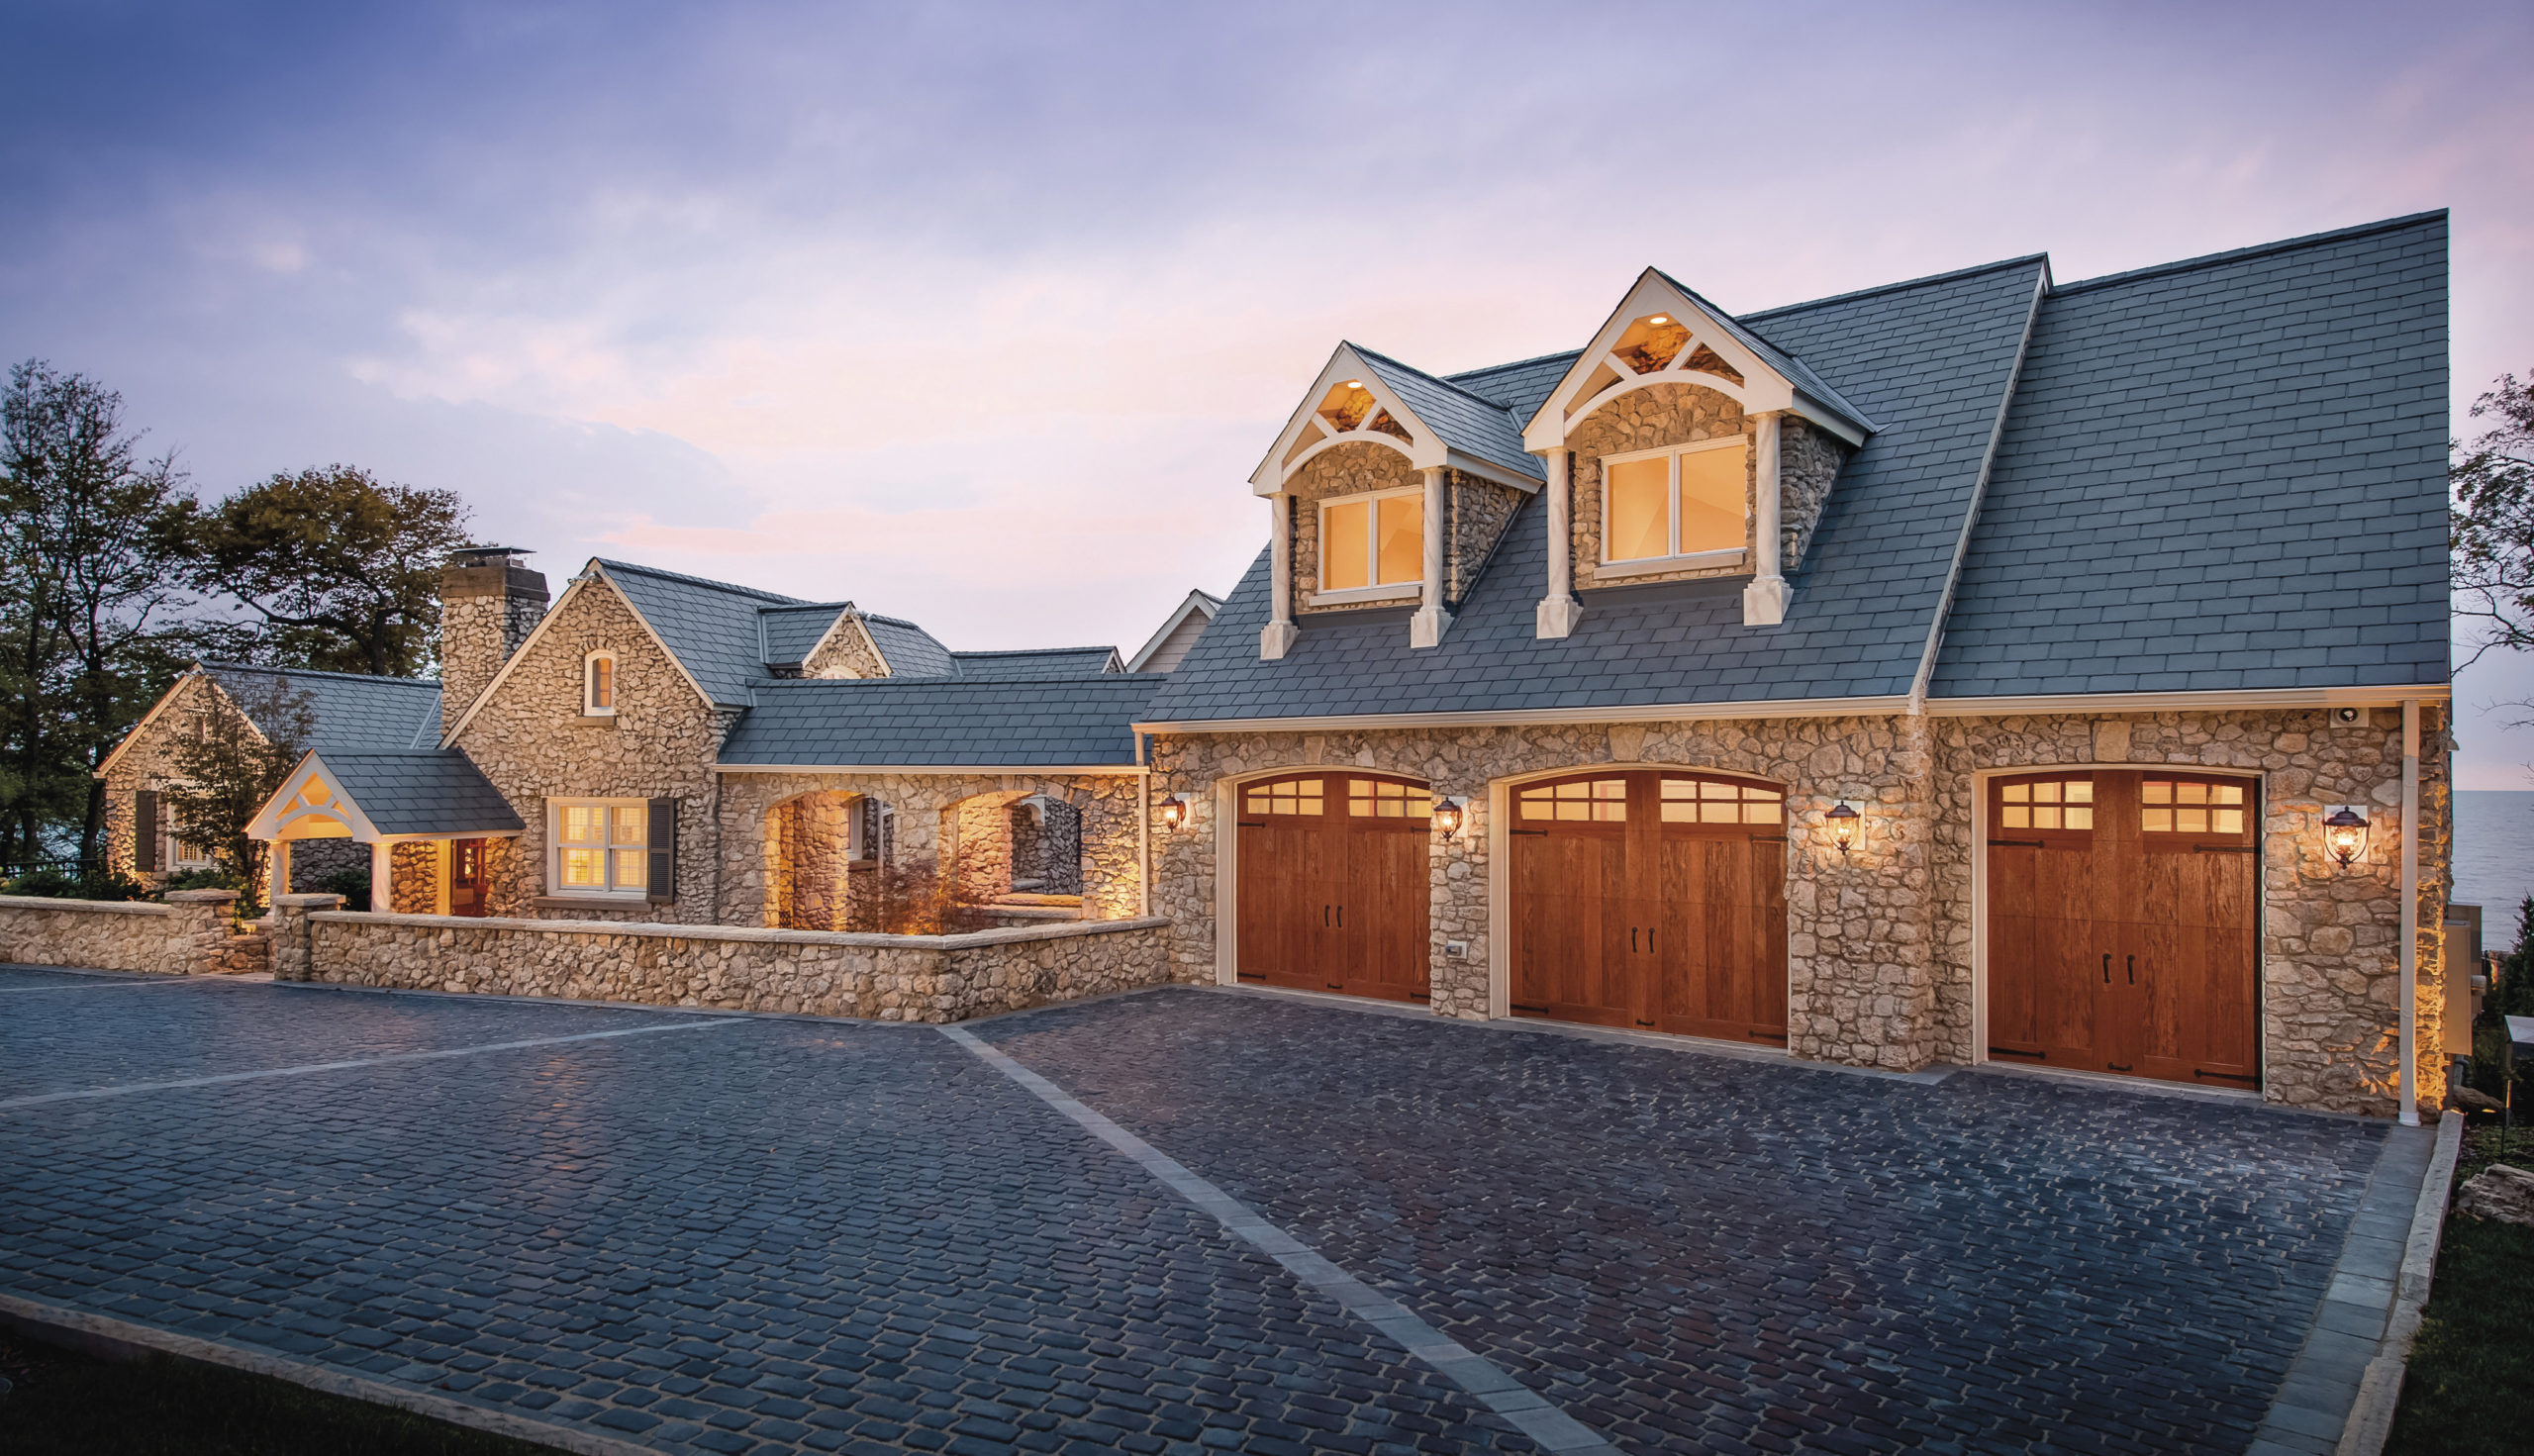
[0,977,216,993]
[0,1292,663,1456]
[0,1018,744,1112]
[2334,1111,2466,1455]
[938,1025,1619,1454]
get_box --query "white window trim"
[1600,436,1749,566]
[1316,486,1425,596]
[546,797,650,899]
[583,650,618,717]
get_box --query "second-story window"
[1604,437,1747,565]
[1320,488,1422,593]
[585,653,616,716]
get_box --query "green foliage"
[160,671,315,918]
[189,465,472,677]
[314,867,371,912]
[2386,1124,2534,1455]
[161,865,243,894]
[1,866,157,901]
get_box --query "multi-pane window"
[2142,780,2246,834]
[555,800,647,895]
[1244,780,1324,817]
[1604,438,1748,563]
[1659,777,1783,825]
[1320,490,1423,592]
[1348,780,1432,820]
[1998,779,2093,830]
[1518,778,1629,823]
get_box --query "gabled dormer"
[1250,344,1543,657]
[1524,270,1871,634]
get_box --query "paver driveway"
[0,970,2387,1455]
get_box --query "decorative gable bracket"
[1250,344,1543,496]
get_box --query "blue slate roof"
[719,676,1164,767]
[1929,213,2449,697]
[205,664,443,752]
[1445,351,1580,423]
[861,614,957,679]
[315,750,525,836]
[1654,270,1875,435]
[759,603,851,665]
[596,559,805,708]
[1353,346,1543,482]
[1140,254,2053,723]
[950,647,1123,680]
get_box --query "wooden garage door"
[1509,771,1788,1044]
[1987,771,2259,1087]
[1234,773,1432,1002]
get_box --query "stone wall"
[804,615,888,680]
[286,910,1172,1022]
[1010,797,1083,895]
[389,840,439,915]
[1447,473,1527,607]
[99,672,217,879]
[1286,440,1422,616]
[448,575,728,922]
[1777,417,1851,572]
[0,890,252,977]
[1568,382,1750,591]
[1149,705,2451,1115]
[287,838,368,894]
[770,790,859,929]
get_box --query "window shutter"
[134,791,159,873]
[646,796,677,904]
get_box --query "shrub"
[314,869,371,913]
[161,867,242,893]
[2,868,157,902]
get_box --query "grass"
[2386,1119,2534,1455]
[0,1325,556,1456]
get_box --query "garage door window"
[1998,778,2093,830]
[1660,777,1782,825]
[1245,779,1323,817]
[1518,778,1628,822]
[1349,779,1432,819]
[2141,779,2246,835]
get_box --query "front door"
[1234,772,1432,1002]
[449,838,490,918]
[1987,771,2259,1087]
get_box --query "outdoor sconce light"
[2324,806,2369,866]
[1826,801,1860,855]
[1431,797,1466,836]
[1157,795,1188,829]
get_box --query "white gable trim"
[1125,591,1222,673]
[439,561,717,746]
[796,607,887,678]
[1523,269,1869,451]
[1252,344,1428,494]
[94,667,228,780]
[247,751,384,842]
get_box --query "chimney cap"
[448,545,533,563]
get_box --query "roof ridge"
[951,645,1118,658]
[758,601,854,615]
[2049,210,2447,297]
[198,660,439,689]
[859,611,934,631]
[756,674,1156,689]
[1349,342,1522,418]
[1442,347,1585,383]
[308,747,464,758]
[592,557,808,605]
[1741,254,2054,321]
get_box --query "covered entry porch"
[247,750,526,916]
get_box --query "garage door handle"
[1631,926,1639,952]
[2126,954,2136,985]
[1336,905,1343,927]
[2101,953,2110,984]
[1322,905,1330,926]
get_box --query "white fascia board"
[371,828,525,844]
[712,763,1149,777]
[94,666,209,780]
[1249,344,1440,494]
[247,751,386,842]
[1137,696,1915,734]
[1442,449,1545,494]
[1125,591,1221,673]
[1922,685,2453,717]
[439,562,718,745]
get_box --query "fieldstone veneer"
[1148,706,2451,1116]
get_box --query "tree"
[2450,371,2534,667]
[160,670,315,913]
[0,360,199,867]
[190,465,472,677]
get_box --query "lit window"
[1243,779,1324,817]
[1658,776,1783,825]
[2143,779,2246,834]
[585,653,616,715]
[1347,780,1432,820]
[1518,778,1628,823]
[1998,779,2094,830]
[552,800,647,895]
[1319,489,1422,592]
[1602,439,1748,563]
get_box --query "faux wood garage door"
[1234,773,1432,1002]
[1508,771,1789,1044]
[1987,771,2260,1088]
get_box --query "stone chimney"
[440,546,548,737]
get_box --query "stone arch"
[941,787,1088,912]
[765,787,878,930]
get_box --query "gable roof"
[859,613,957,679]
[758,603,852,666]
[207,664,443,753]
[1141,253,2053,725]
[1126,589,1224,673]
[1928,212,2450,698]
[1351,345,1543,483]
[307,751,525,837]
[594,559,805,708]
[950,646,1123,680]
[718,675,1162,768]
[1444,351,1579,423]
[1652,269,1874,434]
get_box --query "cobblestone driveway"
[1,972,2386,1455]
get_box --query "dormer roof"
[1251,342,1545,495]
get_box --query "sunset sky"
[5,2,2529,778]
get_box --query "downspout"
[2399,698,2420,1125]
[1137,730,1151,918]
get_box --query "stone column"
[1535,449,1582,638]
[370,840,392,913]
[160,889,239,976]
[1742,413,1789,626]
[269,893,344,982]
[1261,494,1299,660]
[1410,467,1453,649]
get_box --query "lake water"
[2455,791,2534,945]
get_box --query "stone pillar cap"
[162,889,241,904]
[272,893,346,910]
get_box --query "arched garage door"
[1234,772,1432,1002]
[1987,770,2259,1087]
[1508,770,1789,1044]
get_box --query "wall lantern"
[1826,800,1860,855]
[1157,795,1188,829]
[1431,797,1466,836]
[2323,806,2369,866]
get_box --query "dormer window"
[1602,437,1748,574]
[584,652,617,716]
[1318,488,1422,599]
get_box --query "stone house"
[92,212,2455,1117]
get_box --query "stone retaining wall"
[275,905,1171,1023]
[0,890,256,977]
